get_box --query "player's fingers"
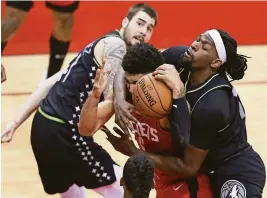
[154,74,165,81]
[1,133,11,143]
[115,118,133,140]
[120,115,131,131]
[93,69,101,86]
[1,128,11,138]
[114,127,133,141]
[116,117,130,136]
[155,65,167,71]
[152,69,165,76]
[113,127,125,137]
[101,126,114,138]
[126,122,134,132]
[120,103,138,124]
[6,134,12,143]
[128,103,135,112]
[123,109,138,124]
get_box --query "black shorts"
[6,1,79,13]
[210,147,266,198]
[30,109,117,194]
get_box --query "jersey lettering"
[131,121,159,143]
[83,42,94,55]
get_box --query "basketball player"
[79,43,213,197]
[114,29,266,197]
[1,1,79,81]
[1,3,157,198]
[121,153,155,198]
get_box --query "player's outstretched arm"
[1,71,63,143]
[103,125,209,178]
[79,68,115,136]
[113,68,139,135]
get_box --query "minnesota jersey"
[184,72,250,173]
[40,30,122,126]
[162,46,250,173]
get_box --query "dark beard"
[180,54,201,73]
[180,54,194,71]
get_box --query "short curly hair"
[122,43,165,74]
[123,153,155,198]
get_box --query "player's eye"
[137,21,143,26]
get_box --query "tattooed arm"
[78,37,126,136]
[102,36,127,99]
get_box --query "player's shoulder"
[94,36,126,62]
[161,46,189,65]
[101,36,126,48]
[99,36,127,56]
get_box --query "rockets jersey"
[130,111,183,190]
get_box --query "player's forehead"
[201,31,215,45]
[132,11,156,28]
[125,72,145,82]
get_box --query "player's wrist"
[90,90,102,99]
[172,86,185,99]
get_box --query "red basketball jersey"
[130,111,182,190]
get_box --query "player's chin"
[131,39,142,46]
[183,54,192,62]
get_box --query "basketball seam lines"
[147,74,170,113]
[136,81,164,117]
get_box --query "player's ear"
[122,17,129,28]
[211,58,222,69]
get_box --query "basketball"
[132,73,172,118]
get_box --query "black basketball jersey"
[162,46,250,172]
[39,30,122,126]
[184,72,250,173]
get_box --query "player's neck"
[191,68,216,85]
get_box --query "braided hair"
[217,29,250,81]
[123,154,155,198]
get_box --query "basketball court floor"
[1,45,267,197]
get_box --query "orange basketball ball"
[132,73,172,118]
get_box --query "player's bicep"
[102,37,126,98]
